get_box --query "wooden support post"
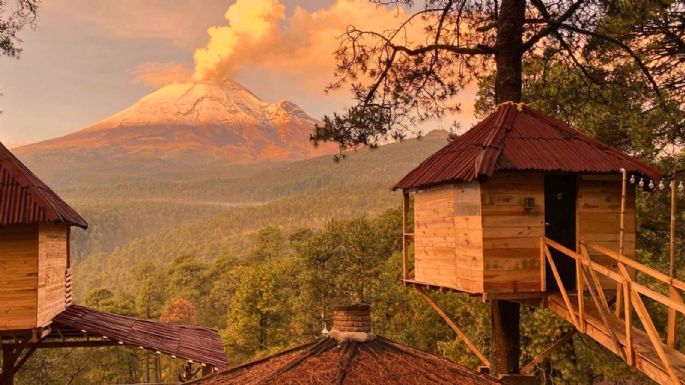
[619,169,627,258]
[576,257,585,333]
[670,170,677,280]
[0,341,35,385]
[414,287,491,368]
[667,286,682,348]
[201,365,214,377]
[491,300,520,375]
[667,168,679,348]
[624,279,633,365]
[1,345,17,385]
[615,169,628,318]
[402,191,410,281]
[540,238,546,292]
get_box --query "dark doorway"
[544,175,577,292]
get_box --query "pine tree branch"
[522,0,588,51]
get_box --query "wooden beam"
[12,347,37,373]
[631,283,685,316]
[520,329,577,375]
[630,289,680,384]
[544,248,579,328]
[578,265,624,359]
[414,287,491,368]
[616,262,679,384]
[579,246,612,310]
[583,241,685,292]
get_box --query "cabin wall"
[0,225,38,330]
[481,172,545,293]
[413,182,483,293]
[577,175,636,285]
[36,223,69,327]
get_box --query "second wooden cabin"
[0,144,88,330]
[395,102,663,297]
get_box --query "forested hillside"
[21,131,449,298]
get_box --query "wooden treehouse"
[0,142,228,384]
[396,102,685,384]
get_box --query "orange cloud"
[192,0,419,86]
[131,62,193,87]
[193,0,286,80]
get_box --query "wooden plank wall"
[413,182,484,292]
[0,225,38,330]
[577,175,636,287]
[36,224,68,327]
[481,172,545,293]
[452,182,484,293]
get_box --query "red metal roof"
[0,142,87,228]
[52,305,228,369]
[190,336,501,385]
[394,103,664,190]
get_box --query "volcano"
[16,80,337,163]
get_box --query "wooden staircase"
[541,238,685,385]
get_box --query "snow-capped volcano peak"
[85,80,306,131]
[17,79,336,163]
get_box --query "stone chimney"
[328,304,375,342]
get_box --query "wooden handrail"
[582,241,685,292]
[545,239,624,282]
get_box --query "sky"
[0,0,477,148]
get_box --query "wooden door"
[544,175,577,291]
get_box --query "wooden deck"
[548,293,685,384]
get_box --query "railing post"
[624,279,633,365]
[402,191,410,281]
[576,257,585,333]
[667,286,682,348]
[540,237,546,292]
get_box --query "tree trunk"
[491,0,525,376]
[490,300,521,375]
[495,0,525,103]
[1,346,16,385]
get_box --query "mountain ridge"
[15,79,337,163]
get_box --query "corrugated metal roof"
[190,336,501,385]
[394,103,664,190]
[52,305,228,369]
[0,142,87,228]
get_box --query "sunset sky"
[0,0,477,148]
